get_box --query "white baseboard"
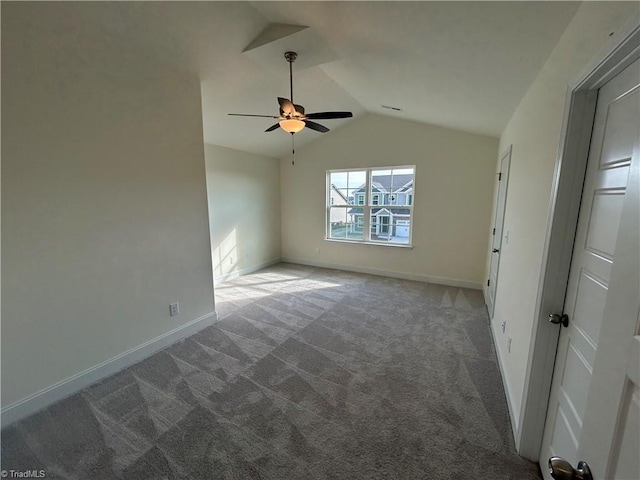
[1,311,218,428]
[214,258,281,285]
[490,320,520,439]
[281,257,483,290]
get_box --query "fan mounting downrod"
[284,52,297,102]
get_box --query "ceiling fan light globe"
[279,118,305,133]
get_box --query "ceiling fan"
[228,51,353,137]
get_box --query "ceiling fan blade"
[278,97,295,115]
[305,111,353,120]
[265,123,280,132]
[228,113,279,118]
[304,120,329,133]
[294,104,305,115]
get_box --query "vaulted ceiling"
[13,1,581,158]
[204,1,580,158]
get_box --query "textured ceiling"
[7,1,581,159]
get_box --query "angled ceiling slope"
[242,23,341,72]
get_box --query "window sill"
[324,238,414,249]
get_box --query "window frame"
[326,165,416,247]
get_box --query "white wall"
[204,144,281,283]
[488,1,638,433]
[2,4,214,407]
[281,114,498,287]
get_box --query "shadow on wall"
[212,228,239,283]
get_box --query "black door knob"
[549,313,569,327]
[548,456,593,480]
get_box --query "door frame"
[485,144,512,319]
[516,14,640,460]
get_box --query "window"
[379,216,390,234]
[327,166,415,245]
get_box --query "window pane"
[330,171,347,188]
[393,217,411,244]
[346,188,359,205]
[330,187,348,206]
[328,167,414,246]
[370,167,415,206]
[329,206,348,223]
[391,168,414,191]
[371,169,391,177]
[347,171,366,189]
[370,170,386,207]
[328,207,364,240]
[370,215,411,244]
[345,221,364,240]
[330,223,345,239]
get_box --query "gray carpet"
[1,263,542,479]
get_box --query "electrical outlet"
[315,247,320,254]
[229,257,233,265]
[502,321,507,333]
[507,336,512,353]
[170,302,179,317]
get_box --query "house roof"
[371,175,414,192]
[354,174,414,194]
[330,184,349,203]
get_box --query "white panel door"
[486,146,511,318]
[540,59,639,479]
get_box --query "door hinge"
[487,279,490,287]
[492,227,496,235]
[498,172,502,181]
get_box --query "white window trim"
[326,166,415,246]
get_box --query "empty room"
[2,2,639,479]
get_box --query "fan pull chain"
[291,133,295,164]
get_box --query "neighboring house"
[347,174,413,239]
[328,183,349,225]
